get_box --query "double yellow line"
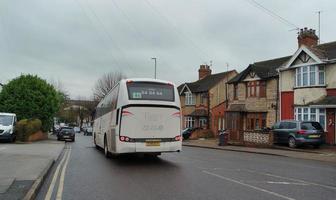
[45,146,72,200]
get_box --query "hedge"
[15,119,42,142]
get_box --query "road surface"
[37,134,336,200]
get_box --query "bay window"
[294,107,326,130]
[295,65,325,87]
[246,113,267,130]
[185,92,195,105]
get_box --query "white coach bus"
[93,78,182,157]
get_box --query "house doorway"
[226,112,243,141]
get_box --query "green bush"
[15,119,42,142]
[0,74,61,131]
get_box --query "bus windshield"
[127,82,174,101]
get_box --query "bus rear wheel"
[104,137,110,158]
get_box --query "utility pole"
[151,57,157,79]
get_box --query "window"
[200,93,207,105]
[185,92,195,105]
[318,66,325,85]
[295,65,325,87]
[247,81,266,98]
[233,84,238,100]
[246,113,267,130]
[127,82,174,101]
[199,118,207,128]
[294,107,326,130]
[185,117,195,128]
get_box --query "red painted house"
[279,28,336,145]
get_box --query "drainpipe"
[207,91,210,130]
[276,75,280,123]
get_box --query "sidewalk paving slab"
[183,139,336,163]
[0,135,65,200]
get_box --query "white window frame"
[295,65,325,87]
[185,117,195,128]
[185,92,195,105]
[294,107,326,130]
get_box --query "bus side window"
[116,109,120,125]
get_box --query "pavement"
[36,134,336,200]
[0,135,65,200]
[183,138,336,163]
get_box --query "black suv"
[272,120,324,148]
[57,127,75,142]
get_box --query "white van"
[93,78,182,157]
[0,113,17,142]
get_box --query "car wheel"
[288,137,296,148]
[57,137,60,141]
[72,138,75,142]
[104,137,110,158]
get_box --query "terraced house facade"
[279,28,336,145]
[225,57,288,141]
[178,65,237,136]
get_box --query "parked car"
[84,127,93,136]
[272,120,324,148]
[57,127,75,142]
[0,113,17,142]
[182,127,195,140]
[74,127,80,133]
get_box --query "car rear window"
[301,122,323,130]
[127,82,174,101]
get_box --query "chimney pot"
[297,27,318,48]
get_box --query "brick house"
[279,28,336,145]
[178,65,237,136]
[226,57,290,141]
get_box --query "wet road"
[37,134,336,200]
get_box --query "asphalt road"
[37,134,336,200]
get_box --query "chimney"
[198,64,211,80]
[297,27,318,48]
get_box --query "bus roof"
[123,78,175,86]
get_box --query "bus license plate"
[145,141,161,146]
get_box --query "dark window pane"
[301,122,323,130]
[127,82,174,101]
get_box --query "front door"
[226,112,243,141]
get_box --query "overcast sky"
[0,0,335,99]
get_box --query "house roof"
[228,40,336,84]
[227,104,247,112]
[314,41,336,60]
[310,96,336,107]
[228,56,291,84]
[178,70,236,94]
[187,109,208,117]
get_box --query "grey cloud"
[1,0,335,98]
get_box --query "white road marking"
[266,181,308,186]
[243,169,336,191]
[203,170,296,200]
[44,150,69,200]
[56,148,72,200]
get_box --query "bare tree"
[93,71,126,101]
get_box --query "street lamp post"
[151,57,157,79]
